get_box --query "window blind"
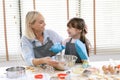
[0,1,6,61]
[69,0,79,18]
[20,0,34,34]
[5,0,21,60]
[0,0,21,61]
[96,0,120,54]
[21,0,78,39]
[80,0,120,54]
[0,0,79,61]
[80,0,94,54]
[2,0,120,61]
[35,0,68,38]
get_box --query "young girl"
[50,17,90,64]
[63,17,90,63]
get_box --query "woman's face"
[31,14,46,32]
[67,27,81,39]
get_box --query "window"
[1,0,119,61]
[20,0,34,34]
[0,0,78,61]
[80,0,120,54]
[35,0,68,38]
[96,0,120,54]
[0,1,5,57]
[0,0,21,61]
[21,0,78,38]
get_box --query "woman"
[21,11,64,67]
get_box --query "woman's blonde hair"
[24,11,43,39]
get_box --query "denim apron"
[65,38,82,63]
[32,37,55,58]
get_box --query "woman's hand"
[41,57,65,70]
[42,57,59,67]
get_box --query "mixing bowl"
[54,55,77,70]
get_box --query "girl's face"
[67,27,81,39]
[31,14,46,32]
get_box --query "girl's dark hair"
[67,17,90,56]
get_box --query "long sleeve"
[21,36,35,66]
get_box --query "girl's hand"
[49,43,65,53]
